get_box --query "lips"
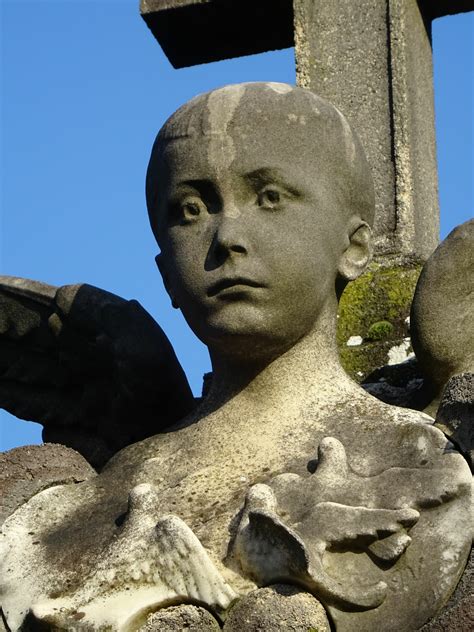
[207,277,264,297]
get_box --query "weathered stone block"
[0,443,95,526]
[223,584,331,631]
[138,604,221,630]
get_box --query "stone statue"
[0,84,471,632]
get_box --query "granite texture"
[420,547,473,631]
[436,373,474,470]
[0,443,95,527]
[293,0,439,262]
[137,604,221,631]
[223,584,330,631]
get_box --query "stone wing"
[0,276,195,469]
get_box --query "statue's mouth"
[207,278,264,297]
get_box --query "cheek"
[163,236,208,297]
[274,240,336,319]
[275,230,334,282]
[168,220,213,255]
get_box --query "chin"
[199,321,300,364]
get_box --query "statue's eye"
[258,188,281,209]
[180,198,206,223]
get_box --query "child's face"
[153,88,350,360]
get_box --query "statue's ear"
[337,220,373,281]
[155,254,179,309]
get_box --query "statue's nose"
[208,212,249,267]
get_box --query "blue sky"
[1,1,473,451]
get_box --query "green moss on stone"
[337,262,422,381]
[367,320,394,341]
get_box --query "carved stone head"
[146,83,374,361]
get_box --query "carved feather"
[24,485,236,631]
[0,276,195,469]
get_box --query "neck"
[200,305,357,416]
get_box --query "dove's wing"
[0,276,195,469]
[16,486,236,631]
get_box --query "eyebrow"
[170,170,304,199]
[172,179,219,202]
[243,168,302,196]
[173,179,211,190]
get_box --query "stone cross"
[140,0,472,262]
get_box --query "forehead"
[160,129,317,190]
[156,86,351,191]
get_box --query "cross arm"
[419,0,474,20]
[140,0,294,68]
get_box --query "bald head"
[143,84,376,358]
[146,82,374,239]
